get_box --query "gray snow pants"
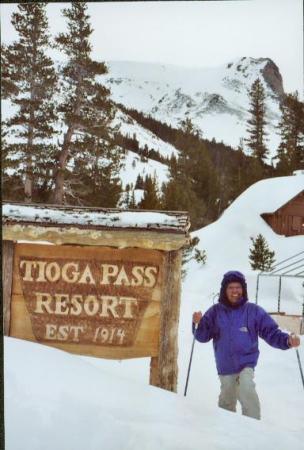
[218,367,261,420]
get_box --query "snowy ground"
[4,334,304,450]
[4,174,304,449]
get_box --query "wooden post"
[150,250,182,393]
[2,240,15,336]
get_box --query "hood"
[218,270,248,308]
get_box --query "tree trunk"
[24,170,33,202]
[52,78,83,205]
[25,96,35,202]
[52,126,75,204]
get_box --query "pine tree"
[52,2,119,205]
[2,3,57,201]
[162,173,203,226]
[187,142,219,221]
[124,184,131,208]
[1,122,23,200]
[135,174,144,189]
[181,237,207,279]
[275,92,304,174]
[138,175,161,210]
[245,79,269,162]
[129,190,137,209]
[162,132,218,227]
[1,44,19,99]
[162,142,206,227]
[179,117,202,138]
[67,135,122,207]
[249,234,275,271]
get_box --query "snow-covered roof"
[191,173,304,285]
[2,202,190,234]
[225,174,304,217]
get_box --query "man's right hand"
[193,311,203,324]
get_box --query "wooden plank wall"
[263,192,304,236]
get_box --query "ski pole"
[291,333,304,389]
[184,323,198,397]
[296,349,304,390]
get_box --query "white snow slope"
[4,174,304,450]
[113,108,178,195]
[103,57,284,159]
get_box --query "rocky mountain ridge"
[102,57,285,157]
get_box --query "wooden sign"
[3,202,189,392]
[10,243,165,359]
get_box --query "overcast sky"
[1,0,303,98]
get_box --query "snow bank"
[5,336,304,450]
[5,174,304,449]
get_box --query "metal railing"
[255,250,304,313]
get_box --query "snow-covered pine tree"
[2,3,57,202]
[245,78,269,162]
[249,234,275,271]
[275,92,304,174]
[52,2,121,205]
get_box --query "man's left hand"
[288,334,301,348]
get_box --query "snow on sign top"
[2,202,190,234]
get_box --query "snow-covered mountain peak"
[102,57,284,156]
[224,57,284,99]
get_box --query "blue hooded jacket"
[192,271,290,375]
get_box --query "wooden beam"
[150,250,182,392]
[3,224,190,252]
[3,240,14,336]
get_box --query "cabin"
[261,190,304,236]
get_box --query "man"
[192,270,301,420]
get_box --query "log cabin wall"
[261,191,304,236]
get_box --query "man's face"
[226,282,243,304]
